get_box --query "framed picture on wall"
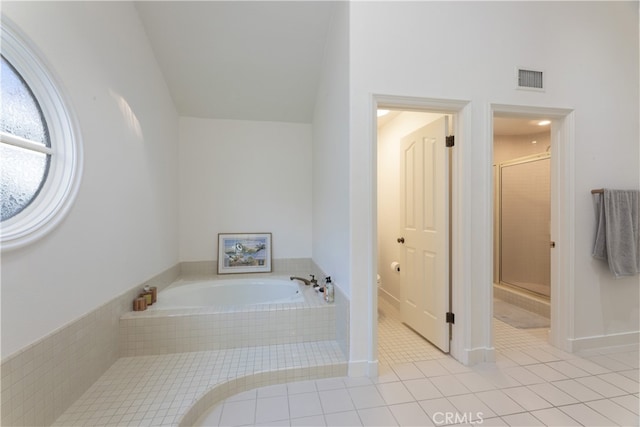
[217,232,272,274]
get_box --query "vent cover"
[517,68,544,90]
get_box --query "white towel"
[592,189,640,278]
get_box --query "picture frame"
[217,232,272,274]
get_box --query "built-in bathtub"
[119,275,335,356]
[150,277,305,309]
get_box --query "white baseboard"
[568,330,639,353]
[461,347,495,365]
[377,288,400,310]
[348,359,371,377]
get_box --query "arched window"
[0,20,82,250]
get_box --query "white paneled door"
[399,116,450,352]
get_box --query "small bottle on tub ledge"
[324,276,334,303]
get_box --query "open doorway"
[492,115,552,342]
[376,108,452,369]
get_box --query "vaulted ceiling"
[134,1,336,124]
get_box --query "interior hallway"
[197,300,639,426]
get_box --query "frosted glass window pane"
[0,143,49,221]
[0,55,50,146]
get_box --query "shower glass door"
[498,153,551,297]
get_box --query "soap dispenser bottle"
[324,276,334,303]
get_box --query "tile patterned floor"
[196,300,639,426]
[52,342,347,426]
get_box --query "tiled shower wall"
[0,258,351,427]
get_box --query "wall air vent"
[517,68,544,91]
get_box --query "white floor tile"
[566,358,611,375]
[391,363,425,381]
[619,369,640,382]
[315,377,346,391]
[524,363,568,382]
[586,398,639,427]
[559,403,619,426]
[414,360,450,377]
[376,382,415,405]
[589,355,636,372]
[258,384,288,398]
[357,406,399,427]
[438,358,472,374]
[454,372,496,392]
[500,349,538,366]
[597,371,640,393]
[255,396,290,424]
[219,399,256,426]
[526,348,560,363]
[418,397,459,421]
[479,416,509,426]
[324,410,362,427]
[503,366,546,385]
[388,402,434,427]
[551,379,605,402]
[501,386,553,411]
[608,350,640,369]
[255,419,291,427]
[576,375,628,398]
[403,378,443,401]
[527,382,578,406]
[545,360,591,378]
[287,380,317,395]
[447,393,497,419]
[347,385,387,409]
[429,375,471,396]
[611,394,640,415]
[501,412,544,426]
[288,392,323,419]
[474,390,525,416]
[318,388,355,414]
[290,414,326,426]
[529,407,581,426]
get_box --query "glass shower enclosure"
[496,153,551,298]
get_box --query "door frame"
[372,95,472,369]
[490,104,575,352]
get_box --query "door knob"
[397,237,405,244]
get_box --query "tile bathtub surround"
[119,274,337,357]
[51,341,347,427]
[0,263,180,427]
[119,303,336,357]
[309,260,350,361]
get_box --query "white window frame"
[1,19,83,250]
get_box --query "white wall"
[377,112,444,306]
[349,1,639,364]
[1,2,180,358]
[312,3,350,293]
[179,118,312,262]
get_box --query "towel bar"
[591,188,604,194]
